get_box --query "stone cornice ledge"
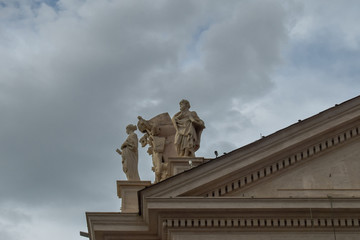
[144,197,360,211]
[86,212,152,240]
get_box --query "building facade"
[85,96,360,240]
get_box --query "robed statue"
[116,124,140,181]
[172,99,205,157]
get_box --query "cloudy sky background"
[1,0,360,239]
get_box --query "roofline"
[140,94,360,193]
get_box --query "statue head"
[179,99,190,111]
[137,116,152,133]
[126,124,137,134]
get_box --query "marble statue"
[137,113,176,183]
[116,124,140,181]
[172,99,205,157]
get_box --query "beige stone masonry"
[204,125,360,198]
[117,180,151,213]
[167,157,209,177]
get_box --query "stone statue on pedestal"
[137,113,176,183]
[129,100,205,183]
[116,124,140,181]
[172,99,205,157]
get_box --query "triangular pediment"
[139,96,360,201]
[226,138,360,198]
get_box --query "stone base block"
[167,157,209,177]
[117,180,151,213]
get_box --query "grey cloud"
[138,1,288,114]
[0,206,32,240]
[0,0,211,205]
[0,1,302,239]
[0,207,31,225]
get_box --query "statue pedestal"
[167,157,209,177]
[117,180,151,213]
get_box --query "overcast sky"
[1,0,360,239]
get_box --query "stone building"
[84,96,360,240]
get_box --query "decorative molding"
[162,216,360,240]
[163,217,360,229]
[278,189,360,191]
[204,126,360,197]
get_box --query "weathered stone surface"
[116,124,140,181]
[167,157,209,177]
[116,180,151,213]
[172,99,205,157]
[230,139,360,198]
[137,113,176,183]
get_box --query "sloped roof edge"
[140,95,360,198]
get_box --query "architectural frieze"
[204,124,360,197]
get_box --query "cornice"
[163,216,360,240]
[86,212,152,240]
[145,197,360,210]
[163,216,360,229]
[86,198,360,240]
